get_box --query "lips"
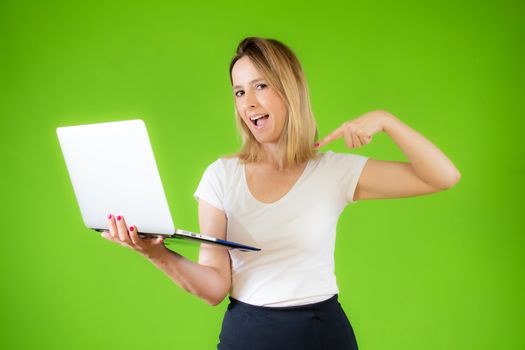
[250,113,269,127]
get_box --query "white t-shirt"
[194,151,368,307]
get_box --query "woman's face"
[231,56,287,145]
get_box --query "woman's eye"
[234,84,266,97]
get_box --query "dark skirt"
[217,294,359,350]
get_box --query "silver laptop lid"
[56,119,175,235]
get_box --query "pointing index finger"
[316,126,344,148]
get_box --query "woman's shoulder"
[204,154,241,176]
[317,150,367,160]
[218,154,241,167]
[315,150,369,169]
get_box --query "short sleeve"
[325,151,369,204]
[194,159,226,211]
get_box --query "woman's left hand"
[315,110,390,149]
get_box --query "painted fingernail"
[314,143,320,148]
[116,215,122,221]
[108,214,112,219]
[129,226,134,232]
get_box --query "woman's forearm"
[381,111,461,189]
[142,247,229,306]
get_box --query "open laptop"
[56,119,261,252]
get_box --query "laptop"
[56,119,261,252]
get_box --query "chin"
[247,125,281,145]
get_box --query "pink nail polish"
[129,226,134,232]
[108,214,112,219]
[314,143,320,148]
[116,215,122,221]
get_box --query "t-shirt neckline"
[241,160,313,206]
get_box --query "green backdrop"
[1,0,523,349]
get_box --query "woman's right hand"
[101,214,167,258]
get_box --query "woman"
[101,37,460,349]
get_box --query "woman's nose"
[244,90,259,108]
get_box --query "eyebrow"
[232,78,265,90]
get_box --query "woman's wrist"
[141,244,172,261]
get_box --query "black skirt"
[217,294,359,350]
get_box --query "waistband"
[228,294,339,312]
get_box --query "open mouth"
[250,114,269,128]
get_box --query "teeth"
[250,113,268,121]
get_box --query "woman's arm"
[383,111,460,188]
[144,200,230,306]
[316,110,461,200]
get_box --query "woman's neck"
[258,143,286,169]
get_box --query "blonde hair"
[229,37,318,169]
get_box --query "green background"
[1,0,523,349]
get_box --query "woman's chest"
[244,163,307,204]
